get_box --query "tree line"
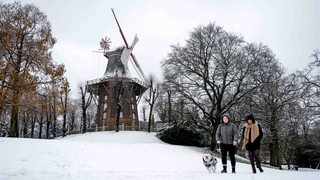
[0,2,96,138]
[1,1,319,169]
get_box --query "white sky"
[3,0,320,97]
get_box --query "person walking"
[241,114,264,173]
[216,114,239,173]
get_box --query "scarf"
[242,121,259,150]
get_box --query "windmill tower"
[87,9,147,131]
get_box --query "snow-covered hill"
[0,131,319,180]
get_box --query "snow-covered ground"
[0,131,319,180]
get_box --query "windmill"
[99,9,146,82]
[87,9,148,131]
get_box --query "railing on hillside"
[26,121,163,139]
[63,123,160,137]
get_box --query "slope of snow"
[0,131,319,180]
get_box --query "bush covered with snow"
[156,123,209,147]
[295,141,320,169]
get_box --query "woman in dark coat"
[241,114,264,173]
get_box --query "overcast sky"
[3,0,320,96]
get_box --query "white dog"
[202,153,218,173]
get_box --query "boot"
[253,169,256,174]
[221,165,227,173]
[251,163,256,173]
[250,157,256,174]
[255,150,263,173]
[258,167,264,173]
[232,166,236,173]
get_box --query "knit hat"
[245,114,255,123]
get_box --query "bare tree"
[293,50,320,168]
[250,57,303,168]
[144,74,160,132]
[67,99,79,133]
[79,83,93,133]
[161,23,262,149]
[142,105,147,122]
[155,82,177,124]
[299,50,320,113]
[59,79,70,137]
[115,81,124,132]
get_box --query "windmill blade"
[129,58,144,81]
[120,48,131,67]
[131,34,139,49]
[111,8,129,48]
[130,53,147,82]
[121,35,139,66]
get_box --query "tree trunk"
[52,116,56,138]
[82,108,87,133]
[276,143,282,170]
[269,130,282,169]
[23,113,28,138]
[115,82,123,132]
[270,143,276,166]
[116,104,121,132]
[62,100,67,137]
[9,100,19,137]
[52,100,57,138]
[167,90,172,123]
[143,107,146,121]
[61,91,68,137]
[210,120,219,150]
[31,116,35,138]
[80,85,92,134]
[39,115,43,139]
[148,104,154,133]
[210,131,217,150]
[46,113,50,139]
[62,114,66,137]
[70,114,75,131]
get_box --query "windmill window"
[132,113,135,119]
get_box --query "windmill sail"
[130,52,146,82]
[131,34,139,49]
[120,34,138,67]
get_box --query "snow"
[0,131,319,180]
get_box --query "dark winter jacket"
[215,121,239,145]
[241,123,263,150]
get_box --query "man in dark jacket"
[216,114,239,173]
[241,114,264,173]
